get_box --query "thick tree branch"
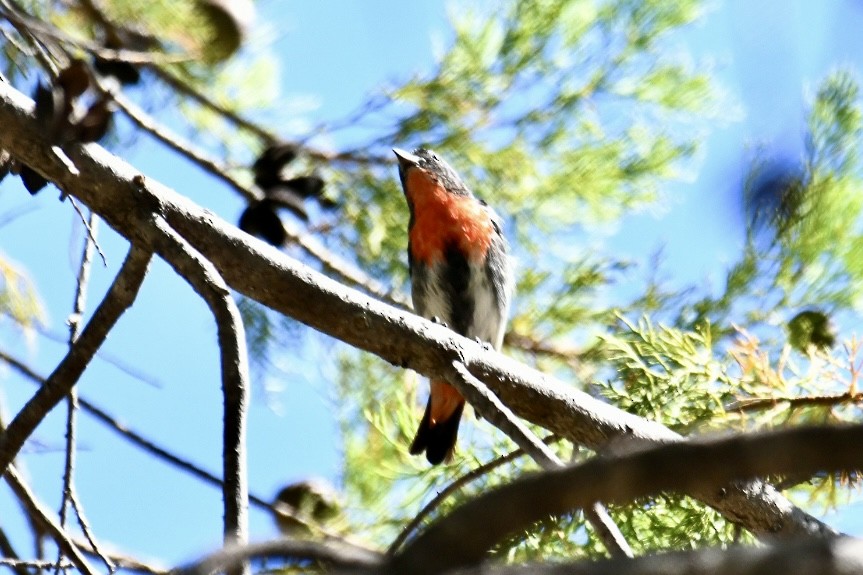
[0,244,151,477]
[0,79,834,543]
[390,424,863,574]
[444,537,863,575]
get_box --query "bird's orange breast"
[405,170,494,265]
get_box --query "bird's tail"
[409,380,465,465]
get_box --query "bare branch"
[448,361,632,558]
[58,208,115,572]
[142,215,250,568]
[281,217,412,311]
[0,348,293,518]
[390,424,861,574]
[504,330,585,364]
[0,558,72,571]
[0,78,835,544]
[4,465,98,575]
[35,326,162,388]
[584,503,634,560]
[450,360,561,469]
[0,244,151,476]
[444,537,863,575]
[150,65,278,145]
[68,197,107,266]
[102,83,258,202]
[174,539,382,575]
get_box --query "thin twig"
[0,558,73,571]
[36,326,162,388]
[280,217,411,311]
[0,202,38,229]
[81,391,264,508]
[100,80,258,202]
[60,210,99,524]
[0,0,60,78]
[0,346,283,512]
[151,66,277,145]
[0,245,151,476]
[68,198,107,266]
[153,62,394,166]
[449,361,633,558]
[69,490,115,572]
[730,392,863,413]
[504,330,584,364]
[4,465,98,575]
[387,435,562,556]
[450,360,561,469]
[144,215,249,574]
[58,209,116,573]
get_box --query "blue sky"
[1,0,862,569]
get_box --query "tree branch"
[4,465,98,575]
[0,79,835,544]
[443,537,863,575]
[389,424,861,574]
[58,209,115,573]
[0,244,151,476]
[141,215,250,568]
[449,360,561,469]
[451,361,633,558]
[731,392,863,413]
[70,537,168,575]
[102,82,258,202]
[174,539,382,575]
[0,347,329,537]
[150,65,278,145]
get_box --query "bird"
[393,147,513,464]
[272,478,341,536]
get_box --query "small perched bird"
[394,147,513,464]
[272,478,341,536]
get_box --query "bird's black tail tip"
[409,402,465,465]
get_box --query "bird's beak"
[393,148,421,169]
